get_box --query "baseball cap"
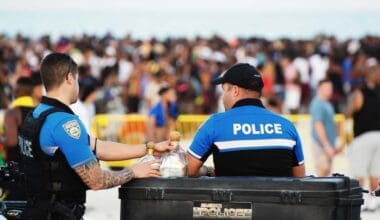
[212,63,263,92]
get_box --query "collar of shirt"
[40,96,75,114]
[232,98,265,109]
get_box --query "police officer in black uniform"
[17,53,174,219]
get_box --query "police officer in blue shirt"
[187,63,305,177]
[18,53,174,219]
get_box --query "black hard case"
[119,176,363,220]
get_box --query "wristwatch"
[145,141,155,153]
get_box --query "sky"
[1,0,379,39]
[3,0,380,11]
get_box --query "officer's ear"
[65,72,76,85]
[232,85,240,97]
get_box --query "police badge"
[63,120,81,139]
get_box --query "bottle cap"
[169,131,181,141]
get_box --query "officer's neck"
[46,89,72,107]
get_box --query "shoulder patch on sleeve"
[63,120,81,139]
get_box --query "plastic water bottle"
[160,131,187,178]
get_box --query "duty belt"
[27,195,85,220]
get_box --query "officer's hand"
[153,140,176,154]
[131,159,161,178]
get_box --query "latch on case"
[145,188,165,200]
[212,190,233,202]
[280,190,302,204]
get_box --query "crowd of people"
[0,33,380,214]
[1,33,380,119]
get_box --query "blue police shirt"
[33,97,96,168]
[188,98,304,177]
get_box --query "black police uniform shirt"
[188,99,304,177]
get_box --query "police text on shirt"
[233,123,283,135]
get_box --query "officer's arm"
[292,164,305,177]
[186,116,214,177]
[187,153,214,177]
[74,158,160,190]
[90,137,145,160]
[89,137,171,161]
[187,153,203,177]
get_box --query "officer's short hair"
[40,53,78,91]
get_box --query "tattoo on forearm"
[74,159,135,189]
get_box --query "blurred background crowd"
[1,34,380,120]
[0,0,380,217]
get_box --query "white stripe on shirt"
[215,139,296,151]
[188,148,202,160]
